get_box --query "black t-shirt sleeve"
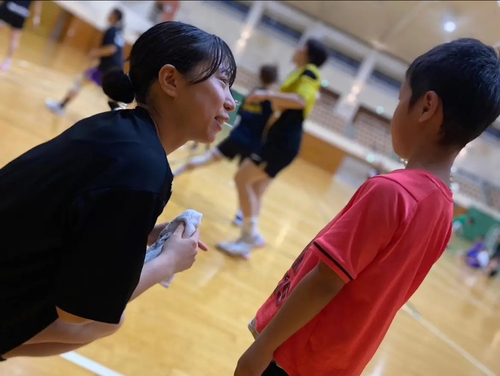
[56,188,163,324]
[102,27,117,47]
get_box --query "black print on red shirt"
[273,240,312,307]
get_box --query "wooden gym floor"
[1,31,500,376]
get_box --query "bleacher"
[487,185,500,212]
[309,88,347,134]
[351,108,395,157]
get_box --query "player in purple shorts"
[85,67,105,86]
[45,8,125,115]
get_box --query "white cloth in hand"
[144,209,203,287]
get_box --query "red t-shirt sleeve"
[313,177,405,282]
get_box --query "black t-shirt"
[229,88,273,149]
[0,107,172,355]
[98,26,125,73]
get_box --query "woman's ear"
[158,64,178,97]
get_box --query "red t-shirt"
[255,169,453,376]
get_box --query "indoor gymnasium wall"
[46,0,500,215]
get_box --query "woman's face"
[176,68,236,143]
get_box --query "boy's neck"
[405,147,458,187]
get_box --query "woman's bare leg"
[1,28,22,71]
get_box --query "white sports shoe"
[216,232,266,259]
[1,58,12,72]
[45,99,64,116]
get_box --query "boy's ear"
[418,91,441,123]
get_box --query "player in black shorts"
[173,64,278,225]
[45,8,125,114]
[0,0,42,71]
[217,38,328,258]
[0,21,235,361]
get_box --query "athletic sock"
[243,216,258,237]
[59,97,70,109]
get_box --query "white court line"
[60,352,125,376]
[402,305,498,376]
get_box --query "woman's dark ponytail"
[102,68,135,104]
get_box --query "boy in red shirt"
[234,38,500,376]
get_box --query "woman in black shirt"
[0,21,236,360]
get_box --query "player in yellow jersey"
[217,38,328,258]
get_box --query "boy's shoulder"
[371,169,452,204]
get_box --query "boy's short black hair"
[406,38,500,148]
[259,65,278,85]
[305,38,328,68]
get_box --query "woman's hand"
[87,49,100,60]
[147,222,169,246]
[157,225,207,277]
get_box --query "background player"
[45,7,125,114]
[174,64,278,227]
[463,236,489,269]
[217,38,328,258]
[0,0,42,71]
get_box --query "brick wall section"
[352,108,394,156]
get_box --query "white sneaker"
[253,233,266,248]
[45,99,64,116]
[216,240,252,259]
[1,59,12,72]
[216,232,266,259]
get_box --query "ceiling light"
[443,21,456,33]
